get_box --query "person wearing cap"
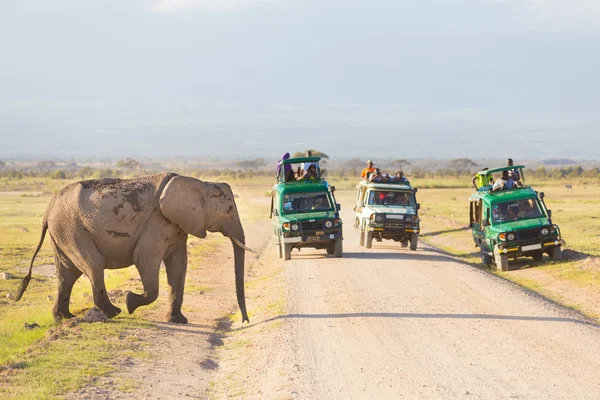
[361,160,376,179]
[303,150,318,172]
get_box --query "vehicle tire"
[359,225,365,247]
[481,247,493,268]
[550,247,562,262]
[365,231,373,249]
[278,241,283,259]
[409,233,418,251]
[334,238,343,258]
[284,243,292,261]
[532,250,543,262]
[495,251,509,271]
[401,240,409,248]
[326,241,335,255]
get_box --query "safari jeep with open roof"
[469,165,563,271]
[270,156,343,261]
[354,180,420,250]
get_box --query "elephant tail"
[14,222,48,301]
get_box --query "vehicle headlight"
[291,223,299,231]
[507,233,515,241]
[375,214,384,222]
[541,228,549,235]
[325,220,333,228]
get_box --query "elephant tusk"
[232,237,257,253]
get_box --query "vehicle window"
[282,192,333,213]
[492,199,543,223]
[367,191,414,206]
[470,200,481,224]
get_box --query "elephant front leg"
[126,257,161,315]
[163,241,188,324]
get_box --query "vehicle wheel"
[334,238,343,258]
[481,247,493,268]
[550,247,562,262]
[409,233,418,251]
[283,243,292,261]
[326,241,335,255]
[401,240,409,248]
[532,250,543,262]
[278,242,283,259]
[365,231,373,249]
[359,225,365,247]
[495,250,509,271]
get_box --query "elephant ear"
[159,176,207,238]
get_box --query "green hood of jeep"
[490,217,550,232]
[280,210,338,223]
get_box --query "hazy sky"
[0,0,599,160]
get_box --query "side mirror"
[358,201,364,208]
[417,203,420,210]
[483,219,490,227]
[330,186,336,192]
[272,209,279,217]
[413,188,418,193]
[547,209,552,218]
[337,203,341,211]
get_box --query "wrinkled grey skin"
[15,174,249,324]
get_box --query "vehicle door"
[271,192,281,237]
[354,186,366,227]
[470,199,484,247]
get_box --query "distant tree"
[236,159,267,169]
[51,170,67,179]
[448,158,478,172]
[78,167,94,179]
[292,149,330,159]
[116,158,141,169]
[535,166,547,178]
[0,160,5,168]
[584,168,600,178]
[392,159,412,170]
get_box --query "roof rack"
[276,156,322,184]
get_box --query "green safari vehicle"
[270,156,343,261]
[469,165,563,271]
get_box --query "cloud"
[486,0,600,28]
[152,0,277,12]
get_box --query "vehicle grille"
[517,228,541,245]
[301,221,323,232]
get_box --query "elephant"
[14,173,251,324]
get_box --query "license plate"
[522,244,542,252]
[308,236,319,241]
[386,215,404,220]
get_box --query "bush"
[51,170,67,179]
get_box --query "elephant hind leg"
[126,256,161,315]
[65,231,121,318]
[52,242,83,323]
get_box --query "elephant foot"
[101,304,122,318]
[166,312,188,324]
[52,311,76,324]
[126,291,150,315]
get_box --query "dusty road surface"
[69,191,600,399]
[211,196,600,400]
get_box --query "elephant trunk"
[231,237,249,323]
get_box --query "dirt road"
[212,202,600,399]
[71,193,600,399]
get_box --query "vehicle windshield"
[367,190,414,206]
[282,192,332,214]
[492,198,543,223]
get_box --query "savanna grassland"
[1,171,599,398]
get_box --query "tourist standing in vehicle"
[507,158,521,182]
[277,152,292,178]
[303,150,318,172]
[392,170,409,184]
[472,167,494,191]
[361,160,376,179]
